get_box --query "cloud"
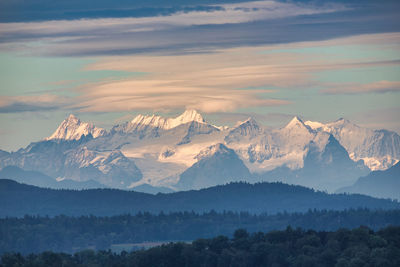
[0,1,399,57]
[0,94,67,113]
[0,1,344,35]
[324,81,400,95]
[2,32,398,115]
[72,79,289,113]
[0,103,58,113]
[64,33,398,113]
[0,1,226,22]
[83,32,400,90]
[0,1,350,56]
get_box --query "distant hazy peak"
[130,109,206,130]
[46,114,105,140]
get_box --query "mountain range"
[0,110,399,194]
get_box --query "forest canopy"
[1,209,400,255]
[2,225,400,267]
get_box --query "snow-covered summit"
[225,117,261,144]
[174,109,205,126]
[127,109,206,131]
[46,114,105,141]
[280,116,314,143]
[195,143,232,161]
[233,117,260,134]
[305,118,400,170]
[284,116,311,131]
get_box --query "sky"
[0,0,399,151]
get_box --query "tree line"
[2,226,400,267]
[1,209,400,254]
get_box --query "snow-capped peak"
[235,117,259,128]
[305,118,352,131]
[304,120,325,130]
[66,114,79,123]
[329,118,354,128]
[306,118,359,133]
[195,143,231,160]
[130,109,206,130]
[46,114,105,140]
[176,109,205,125]
[304,117,400,170]
[225,117,261,143]
[284,116,310,131]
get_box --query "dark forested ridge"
[2,226,400,267]
[1,209,400,255]
[1,179,399,217]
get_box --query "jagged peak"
[225,117,261,142]
[178,109,205,123]
[304,120,325,130]
[131,113,163,125]
[235,117,259,127]
[326,117,358,129]
[285,116,307,129]
[129,109,206,130]
[66,114,79,122]
[305,118,357,131]
[195,143,231,160]
[46,114,105,141]
[334,117,351,124]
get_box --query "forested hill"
[1,179,399,217]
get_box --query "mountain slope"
[257,135,368,192]
[1,179,399,218]
[226,116,326,172]
[305,118,400,170]
[176,143,252,190]
[0,166,106,189]
[0,139,142,188]
[337,162,400,199]
[224,117,261,143]
[300,134,368,190]
[63,148,143,188]
[131,183,175,194]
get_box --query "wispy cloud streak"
[324,81,400,95]
[72,79,289,113]
[0,95,68,113]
